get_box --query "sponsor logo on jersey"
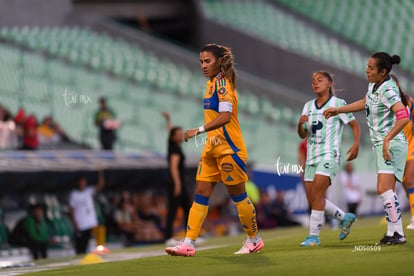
[221,163,233,172]
[225,175,234,182]
[311,121,323,134]
[203,98,210,109]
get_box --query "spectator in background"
[24,203,51,259]
[94,97,120,150]
[10,203,52,260]
[113,197,140,245]
[256,190,300,229]
[0,209,9,249]
[69,169,104,254]
[133,192,164,242]
[14,108,26,148]
[161,112,191,244]
[338,162,362,215]
[0,105,18,149]
[21,113,38,150]
[38,116,71,146]
[272,190,300,227]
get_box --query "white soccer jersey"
[302,96,355,165]
[69,187,98,231]
[365,77,407,146]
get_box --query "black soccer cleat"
[389,232,406,245]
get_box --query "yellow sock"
[408,188,414,218]
[186,195,209,241]
[92,225,106,246]
[233,193,258,238]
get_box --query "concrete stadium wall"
[0,0,72,26]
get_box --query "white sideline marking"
[0,244,228,275]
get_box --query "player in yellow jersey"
[165,44,263,256]
[391,74,414,229]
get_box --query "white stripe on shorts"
[315,171,330,177]
[378,170,394,174]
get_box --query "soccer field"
[23,216,413,276]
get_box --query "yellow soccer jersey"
[404,97,414,161]
[403,98,414,141]
[202,73,247,157]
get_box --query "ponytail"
[201,44,237,88]
[371,52,401,74]
[390,74,409,107]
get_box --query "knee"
[404,179,414,189]
[309,191,323,205]
[194,186,210,197]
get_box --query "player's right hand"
[298,115,308,124]
[323,107,339,119]
[184,128,198,142]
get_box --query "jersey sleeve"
[216,77,233,113]
[382,87,401,109]
[338,99,355,124]
[301,103,309,116]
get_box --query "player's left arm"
[184,111,231,142]
[338,100,360,161]
[383,102,410,160]
[346,120,360,161]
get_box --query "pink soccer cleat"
[234,238,264,254]
[165,242,195,257]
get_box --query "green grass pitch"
[26,216,414,275]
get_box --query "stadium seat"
[201,0,413,89]
[0,26,367,169]
[273,0,414,76]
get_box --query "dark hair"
[371,52,401,74]
[75,173,87,189]
[168,126,182,146]
[313,71,335,95]
[201,44,237,88]
[390,74,409,107]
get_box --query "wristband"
[395,108,409,120]
[198,125,205,133]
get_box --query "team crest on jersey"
[221,163,233,172]
[373,93,379,103]
[209,86,213,95]
[218,87,227,96]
